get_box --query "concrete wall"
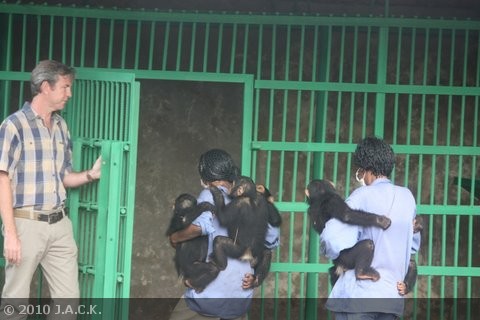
[131,79,243,299]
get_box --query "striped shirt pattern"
[0,102,73,210]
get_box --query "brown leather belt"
[14,207,66,224]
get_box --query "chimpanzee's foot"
[184,279,205,293]
[356,267,380,281]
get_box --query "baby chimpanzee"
[306,179,391,283]
[165,193,219,290]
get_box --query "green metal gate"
[0,2,479,320]
[0,69,140,319]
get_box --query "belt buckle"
[46,209,64,224]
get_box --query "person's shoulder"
[392,183,414,195]
[197,188,214,203]
[347,185,369,201]
[1,109,26,131]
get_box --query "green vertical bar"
[189,22,197,72]
[216,23,224,72]
[134,20,142,69]
[306,25,318,183]
[293,27,305,312]
[306,24,331,320]
[92,140,107,297]
[121,81,140,300]
[36,16,41,62]
[61,16,67,63]
[162,22,170,70]
[332,26,345,179]
[361,26,372,138]
[375,26,388,136]
[175,22,183,71]
[241,24,249,74]
[266,24,276,195]
[349,26,358,143]
[20,15,26,71]
[103,142,123,298]
[240,75,254,175]
[256,24,264,79]
[338,26,345,82]
[148,21,156,70]
[404,28,416,187]
[70,17,77,66]
[94,19,100,67]
[417,27,429,204]
[229,23,238,73]
[250,24,263,179]
[251,88,260,181]
[121,20,128,69]
[80,17,87,67]
[48,15,54,59]
[298,25,305,81]
[202,22,210,72]
[108,19,115,68]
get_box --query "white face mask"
[200,179,209,188]
[355,168,366,186]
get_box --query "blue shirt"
[0,102,72,210]
[184,186,280,318]
[324,178,417,316]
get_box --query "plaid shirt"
[0,102,73,210]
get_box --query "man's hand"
[88,156,102,180]
[4,231,21,266]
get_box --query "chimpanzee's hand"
[242,273,257,289]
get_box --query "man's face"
[44,75,73,111]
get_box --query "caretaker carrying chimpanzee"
[322,136,420,319]
[0,60,101,319]
[168,148,280,320]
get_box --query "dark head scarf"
[198,149,239,183]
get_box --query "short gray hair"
[30,60,76,96]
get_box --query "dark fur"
[306,179,391,283]
[209,176,272,286]
[399,215,423,295]
[165,193,219,287]
[256,184,282,227]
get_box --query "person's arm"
[0,171,21,265]
[169,198,214,247]
[63,156,102,188]
[169,224,202,247]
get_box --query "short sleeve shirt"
[0,102,73,210]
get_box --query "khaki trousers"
[0,216,79,320]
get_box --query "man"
[323,136,419,319]
[0,60,101,319]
